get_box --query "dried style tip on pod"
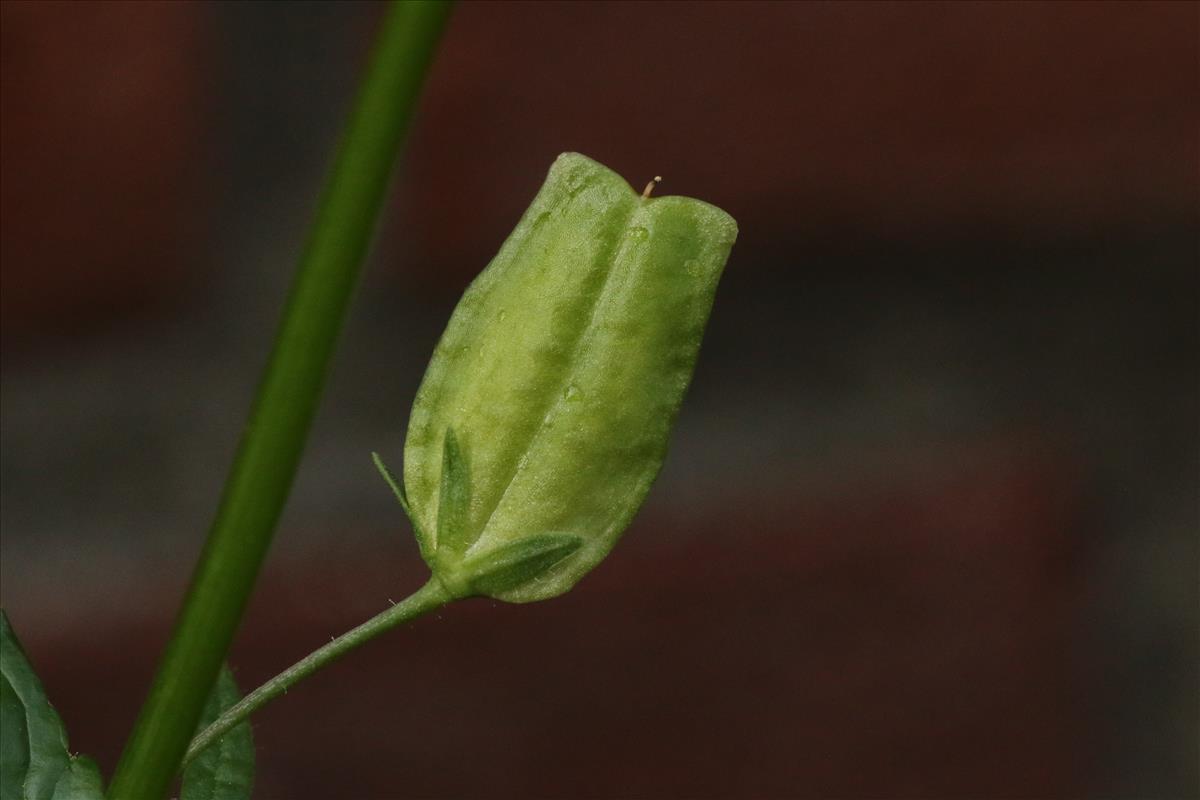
[379,152,737,602]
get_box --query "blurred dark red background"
[2,2,1196,798]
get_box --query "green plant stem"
[183,578,451,767]
[107,3,452,798]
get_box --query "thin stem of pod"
[183,578,452,767]
[641,175,663,199]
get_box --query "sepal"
[459,533,583,598]
[372,452,432,560]
[435,427,473,560]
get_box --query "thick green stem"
[107,3,452,798]
[183,579,451,767]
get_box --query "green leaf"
[463,534,583,597]
[372,451,431,558]
[49,757,103,800]
[1,610,72,800]
[435,427,473,559]
[1,664,29,800]
[181,666,254,800]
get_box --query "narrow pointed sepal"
[435,427,473,560]
[372,451,432,560]
[460,533,584,598]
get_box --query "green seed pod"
[384,152,736,602]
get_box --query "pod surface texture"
[404,152,737,602]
